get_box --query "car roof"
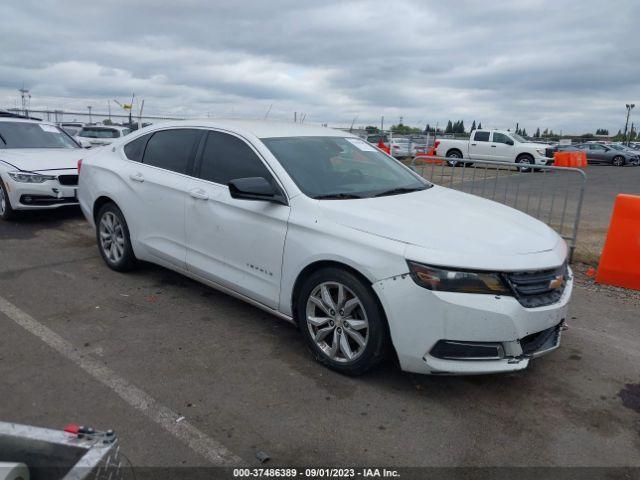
[140,119,354,139]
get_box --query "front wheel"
[96,203,137,272]
[296,268,389,376]
[612,155,625,167]
[516,155,534,172]
[0,179,17,221]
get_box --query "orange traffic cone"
[596,194,640,290]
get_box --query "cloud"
[0,0,638,132]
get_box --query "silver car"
[574,143,638,166]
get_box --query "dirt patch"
[571,263,640,306]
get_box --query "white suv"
[78,120,572,376]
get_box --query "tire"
[516,154,535,172]
[446,150,462,167]
[296,267,389,376]
[0,178,17,221]
[96,202,137,272]
[612,155,625,167]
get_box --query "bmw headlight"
[8,172,56,183]
[407,261,511,295]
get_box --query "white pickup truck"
[435,130,554,168]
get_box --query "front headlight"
[535,148,546,155]
[8,172,56,183]
[407,261,512,295]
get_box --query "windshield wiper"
[314,193,364,200]
[373,186,428,197]
[0,132,6,145]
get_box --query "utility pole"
[380,115,384,132]
[624,104,635,145]
[19,88,31,117]
[87,106,92,124]
[294,111,297,123]
[108,100,111,121]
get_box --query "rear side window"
[197,131,272,185]
[143,129,202,174]
[474,131,490,142]
[123,133,152,162]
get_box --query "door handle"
[491,145,497,147]
[189,188,209,200]
[471,143,477,146]
[129,172,144,182]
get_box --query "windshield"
[0,122,79,149]
[262,136,430,199]
[80,128,119,138]
[510,133,527,143]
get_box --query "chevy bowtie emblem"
[549,274,565,290]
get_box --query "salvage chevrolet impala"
[78,120,572,376]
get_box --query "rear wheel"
[446,150,462,167]
[612,155,625,167]
[0,179,17,221]
[96,203,137,271]
[296,268,388,376]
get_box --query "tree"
[534,127,541,138]
[445,120,453,134]
[365,125,379,134]
[470,120,476,131]
[522,128,528,137]
[390,123,421,134]
[477,122,482,129]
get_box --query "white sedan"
[0,118,84,220]
[75,125,131,148]
[78,120,572,376]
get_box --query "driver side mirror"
[228,177,287,205]
[506,139,514,146]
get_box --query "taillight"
[434,140,440,149]
[77,159,83,173]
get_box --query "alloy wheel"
[305,282,369,363]
[99,211,125,263]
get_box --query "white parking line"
[0,295,243,466]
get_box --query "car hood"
[0,148,83,172]
[319,186,566,270]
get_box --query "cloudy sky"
[1,0,638,133]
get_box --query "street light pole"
[87,106,92,124]
[623,104,635,146]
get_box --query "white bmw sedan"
[0,118,84,220]
[78,120,572,376]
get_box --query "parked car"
[75,125,131,148]
[389,137,412,158]
[0,118,83,220]
[78,120,572,376]
[573,143,637,166]
[364,133,388,147]
[436,130,554,168]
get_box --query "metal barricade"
[409,156,587,259]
